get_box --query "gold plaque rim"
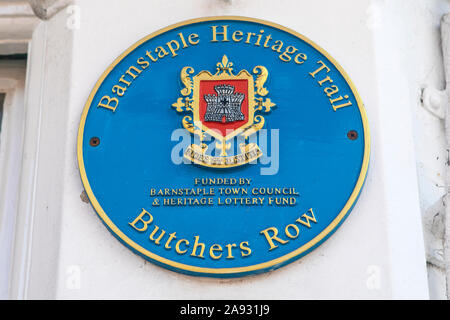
[77,16,371,276]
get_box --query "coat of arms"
[172,55,276,168]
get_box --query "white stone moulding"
[0,61,27,299]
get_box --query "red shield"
[199,79,249,138]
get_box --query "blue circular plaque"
[78,17,370,277]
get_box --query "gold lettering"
[164,232,177,249]
[125,65,142,79]
[225,243,237,259]
[279,45,298,62]
[232,30,243,42]
[309,60,330,78]
[240,241,252,257]
[145,50,158,62]
[190,235,205,258]
[209,244,223,259]
[112,85,126,97]
[178,32,188,48]
[324,85,339,97]
[166,39,180,57]
[318,76,333,86]
[137,57,149,69]
[155,46,169,59]
[296,208,318,228]
[128,208,153,232]
[188,33,200,45]
[149,225,165,245]
[285,224,300,239]
[245,32,256,44]
[260,227,288,250]
[118,75,131,86]
[271,40,283,53]
[332,100,352,111]
[175,239,189,254]
[294,52,307,64]
[211,25,229,42]
[97,95,118,112]
[263,34,272,48]
[254,30,264,46]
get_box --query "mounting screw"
[89,137,100,147]
[347,130,358,140]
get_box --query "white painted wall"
[4,0,450,299]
